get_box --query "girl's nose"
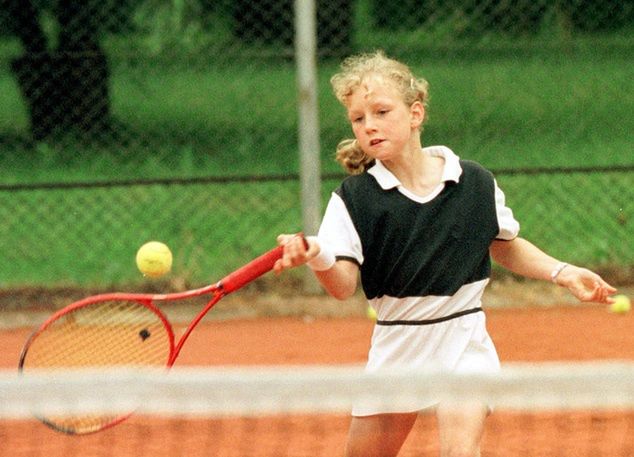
[364,115,376,132]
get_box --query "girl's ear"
[409,101,425,129]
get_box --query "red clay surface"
[3,303,634,456]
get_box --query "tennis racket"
[18,243,289,435]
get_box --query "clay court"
[2,284,634,456]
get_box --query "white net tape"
[4,361,634,418]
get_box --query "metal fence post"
[295,0,323,294]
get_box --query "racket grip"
[220,245,284,294]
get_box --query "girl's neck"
[383,146,445,197]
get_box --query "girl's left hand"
[556,265,617,303]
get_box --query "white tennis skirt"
[352,309,500,416]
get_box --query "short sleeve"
[317,192,364,265]
[494,179,520,240]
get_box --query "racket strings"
[21,299,173,434]
[23,300,171,369]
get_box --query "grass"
[0,45,632,288]
[1,50,633,180]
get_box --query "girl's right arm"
[313,260,359,300]
[274,234,359,300]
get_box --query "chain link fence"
[0,0,632,293]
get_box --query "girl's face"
[345,75,423,163]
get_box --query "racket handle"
[220,245,284,294]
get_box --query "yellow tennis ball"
[366,305,377,320]
[610,294,631,314]
[135,241,172,278]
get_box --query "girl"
[274,51,616,457]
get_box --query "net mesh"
[3,363,634,456]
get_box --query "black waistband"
[375,307,483,326]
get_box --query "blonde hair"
[330,51,430,175]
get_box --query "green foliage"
[129,0,234,55]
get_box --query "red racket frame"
[18,244,286,434]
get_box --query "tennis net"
[3,362,634,456]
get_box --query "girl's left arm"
[490,237,617,304]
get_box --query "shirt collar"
[367,145,463,190]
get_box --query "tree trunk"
[7,0,112,140]
[11,50,111,140]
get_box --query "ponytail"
[335,138,375,175]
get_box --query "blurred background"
[0,0,632,297]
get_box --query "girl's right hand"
[273,233,320,274]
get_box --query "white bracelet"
[305,236,336,271]
[550,262,569,283]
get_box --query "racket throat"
[169,292,224,366]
